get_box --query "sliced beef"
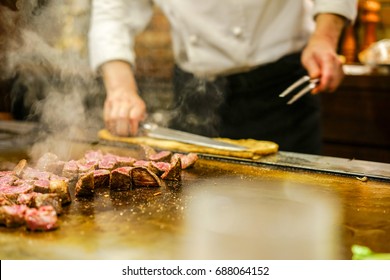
[19,168,71,204]
[49,178,71,204]
[133,160,167,176]
[13,159,27,177]
[148,161,168,176]
[0,181,34,201]
[0,171,15,177]
[0,173,18,186]
[98,154,117,170]
[32,179,50,193]
[16,193,35,206]
[0,204,58,231]
[171,153,198,169]
[133,160,151,168]
[140,144,157,159]
[33,193,62,214]
[114,156,136,168]
[151,161,171,175]
[132,166,164,188]
[161,157,182,181]
[84,150,104,162]
[110,167,133,191]
[77,161,98,174]
[74,171,95,198]
[62,160,79,181]
[17,192,62,214]
[0,194,14,206]
[24,205,58,231]
[0,205,28,227]
[22,167,51,181]
[148,151,172,162]
[93,169,110,189]
[0,149,198,232]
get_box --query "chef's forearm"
[100,60,139,96]
[311,13,347,50]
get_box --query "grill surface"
[1,141,390,259]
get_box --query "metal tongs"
[279,75,320,105]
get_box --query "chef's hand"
[301,14,347,94]
[101,60,147,136]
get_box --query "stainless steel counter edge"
[256,151,390,181]
[200,151,390,181]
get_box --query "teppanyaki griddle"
[1,139,390,260]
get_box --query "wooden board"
[98,129,279,159]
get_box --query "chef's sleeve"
[313,0,358,23]
[88,0,154,72]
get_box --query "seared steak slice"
[17,192,62,214]
[13,159,27,177]
[0,171,15,177]
[32,179,50,193]
[16,193,35,206]
[132,166,164,188]
[0,194,14,206]
[133,160,156,175]
[148,151,172,162]
[75,171,95,198]
[171,153,198,169]
[133,160,150,168]
[77,161,98,174]
[49,178,71,204]
[33,193,62,214]
[161,157,182,182]
[110,167,133,191]
[0,173,18,186]
[0,205,28,227]
[0,182,34,201]
[84,150,104,162]
[151,161,171,176]
[22,167,51,181]
[62,160,79,181]
[140,144,157,159]
[114,156,136,168]
[24,205,58,231]
[93,169,110,189]
[98,154,117,170]
[133,160,168,176]
[0,204,59,231]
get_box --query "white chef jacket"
[89,0,357,78]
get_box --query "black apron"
[169,52,322,154]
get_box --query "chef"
[88,0,357,154]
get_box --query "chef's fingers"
[128,106,147,136]
[319,54,344,93]
[301,53,321,94]
[303,56,321,80]
[115,119,131,136]
[104,100,117,134]
[104,100,131,136]
[303,53,343,94]
[115,103,132,136]
[103,90,147,136]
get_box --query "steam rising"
[1,1,104,161]
[2,0,225,162]
[169,74,225,138]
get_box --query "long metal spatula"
[141,122,248,151]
